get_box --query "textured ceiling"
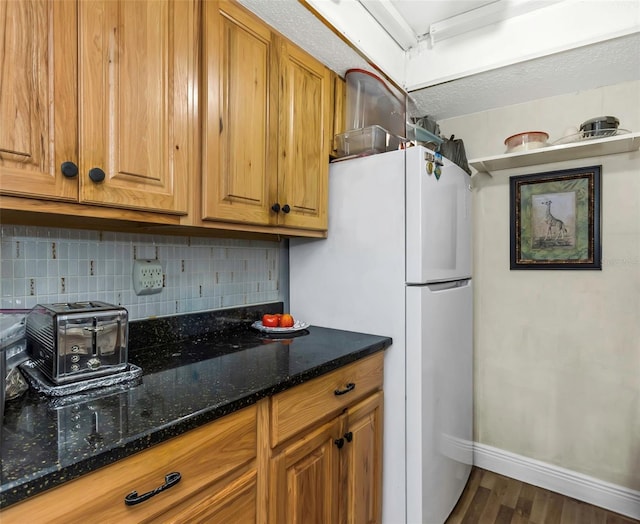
[237,0,640,120]
[388,0,497,37]
[237,0,373,77]
[407,32,640,119]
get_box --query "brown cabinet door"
[270,419,341,524]
[277,40,330,231]
[342,392,384,524]
[0,0,78,201]
[77,0,194,214]
[202,0,277,225]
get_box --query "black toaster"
[26,302,128,385]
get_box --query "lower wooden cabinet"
[269,392,383,524]
[342,392,383,524]
[1,354,383,524]
[269,353,384,524]
[270,418,342,524]
[159,467,257,524]
[0,405,258,523]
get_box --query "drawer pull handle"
[344,431,353,443]
[124,471,181,506]
[334,382,355,396]
[334,438,345,449]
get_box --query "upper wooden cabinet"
[0,0,78,201]
[1,0,330,235]
[331,74,346,159]
[0,0,194,215]
[77,0,194,214]
[276,39,330,230]
[202,0,331,232]
[202,0,278,226]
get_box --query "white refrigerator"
[289,145,473,524]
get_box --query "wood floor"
[445,467,640,524]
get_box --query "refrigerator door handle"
[425,279,471,292]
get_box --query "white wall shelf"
[469,131,640,175]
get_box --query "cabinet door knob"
[334,438,345,449]
[282,204,291,214]
[334,382,355,396]
[124,471,181,506]
[88,167,106,183]
[60,161,79,178]
[271,203,281,213]
[344,431,353,443]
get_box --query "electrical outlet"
[133,259,164,296]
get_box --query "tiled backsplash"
[0,226,287,320]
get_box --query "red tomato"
[262,314,279,327]
[280,313,294,328]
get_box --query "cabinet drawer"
[1,405,257,524]
[271,352,383,446]
[159,467,257,523]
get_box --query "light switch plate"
[133,259,163,296]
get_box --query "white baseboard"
[473,442,640,521]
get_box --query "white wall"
[438,80,640,491]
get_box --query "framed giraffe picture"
[509,165,602,269]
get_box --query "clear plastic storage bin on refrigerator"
[334,125,406,158]
[345,69,406,138]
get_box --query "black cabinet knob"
[282,204,291,214]
[88,167,106,183]
[334,438,345,449]
[60,161,79,178]
[344,431,353,443]
[271,203,281,213]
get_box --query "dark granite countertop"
[0,303,391,508]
